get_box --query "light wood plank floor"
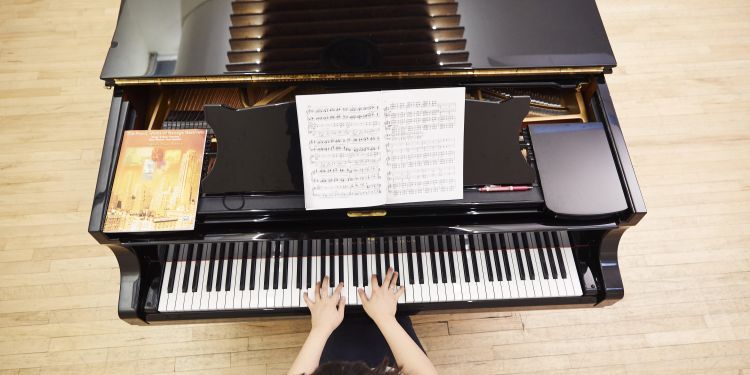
[1,0,749,374]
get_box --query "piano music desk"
[1,0,749,373]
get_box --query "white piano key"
[158,245,175,312]
[474,235,491,300]
[398,238,412,303]
[184,246,197,310]
[463,236,479,301]
[506,234,525,298]
[528,234,550,298]
[257,244,268,309]
[250,246,261,309]
[194,247,207,311]
[441,237,456,302]
[199,246,211,311]
[217,254,229,310]
[560,232,583,296]
[241,244,252,310]
[452,236,468,301]
[485,238,502,300]
[345,239,356,305]
[172,245,186,311]
[288,243,298,308]
[233,245,243,309]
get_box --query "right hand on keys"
[358,267,404,325]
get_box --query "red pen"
[478,185,532,192]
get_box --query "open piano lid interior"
[101,0,616,83]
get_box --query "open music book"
[296,87,465,210]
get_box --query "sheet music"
[296,88,464,210]
[383,88,464,204]
[296,91,385,210]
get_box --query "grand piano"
[90,0,646,325]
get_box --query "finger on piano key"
[397,237,412,303]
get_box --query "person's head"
[311,359,400,375]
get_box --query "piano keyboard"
[157,232,582,312]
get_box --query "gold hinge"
[347,210,387,218]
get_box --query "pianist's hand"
[303,276,346,336]
[358,268,404,325]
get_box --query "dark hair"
[310,358,400,375]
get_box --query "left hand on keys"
[303,275,346,336]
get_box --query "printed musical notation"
[296,88,464,210]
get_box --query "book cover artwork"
[103,129,207,232]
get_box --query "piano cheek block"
[201,103,304,194]
[529,122,628,218]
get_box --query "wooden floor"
[1,0,749,374]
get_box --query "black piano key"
[192,244,203,292]
[167,244,179,294]
[281,241,290,289]
[296,241,304,289]
[522,234,535,280]
[250,242,259,290]
[352,238,359,287]
[263,242,272,290]
[272,242,281,290]
[534,233,549,279]
[404,236,414,284]
[512,233,526,280]
[182,244,194,293]
[481,234,494,282]
[360,238,369,287]
[428,236,439,283]
[498,234,512,281]
[383,237,391,271]
[337,239,344,286]
[305,240,312,288]
[239,243,248,291]
[326,240,338,288]
[468,235,481,281]
[552,232,567,279]
[225,244,234,292]
[320,239,327,284]
[373,238,383,284]
[542,232,558,279]
[489,234,503,281]
[216,243,226,291]
[415,237,425,284]
[206,244,216,292]
[391,237,400,286]
[443,235,455,283]
[458,235,471,282]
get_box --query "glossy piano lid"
[101,0,616,82]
